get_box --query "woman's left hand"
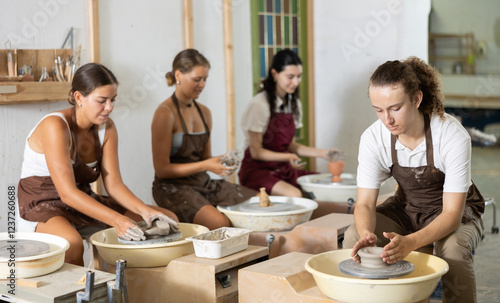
[381,232,414,264]
[142,210,179,229]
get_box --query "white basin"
[217,196,318,232]
[306,249,449,303]
[298,173,357,203]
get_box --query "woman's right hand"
[351,233,378,262]
[204,156,234,176]
[289,153,305,169]
[114,216,145,241]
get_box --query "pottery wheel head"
[236,202,295,213]
[338,258,414,279]
[118,230,183,245]
[0,239,51,258]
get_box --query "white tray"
[187,227,252,259]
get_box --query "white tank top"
[20,112,106,178]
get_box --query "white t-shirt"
[357,113,472,193]
[241,91,303,147]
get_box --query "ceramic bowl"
[305,249,449,303]
[297,173,358,203]
[217,196,318,232]
[0,232,69,278]
[90,223,209,268]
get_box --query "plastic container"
[187,227,252,259]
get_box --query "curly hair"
[68,63,118,105]
[165,49,210,86]
[369,56,445,118]
[260,49,301,121]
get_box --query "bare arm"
[247,131,301,163]
[351,187,380,259]
[41,117,138,238]
[288,139,329,158]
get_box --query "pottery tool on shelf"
[259,187,270,207]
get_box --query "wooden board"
[0,263,115,303]
[0,82,71,104]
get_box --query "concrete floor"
[470,146,500,303]
[430,146,500,303]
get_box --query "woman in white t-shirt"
[343,57,484,303]
[17,63,178,266]
[239,49,334,197]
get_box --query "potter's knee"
[342,224,358,248]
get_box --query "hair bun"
[165,71,175,86]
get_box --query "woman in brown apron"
[152,49,257,230]
[238,49,335,197]
[17,63,178,266]
[343,57,484,303]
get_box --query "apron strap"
[390,114,433,166]
[171,93,190,134]
[423,114,434,167]
[171,93,210,135]
[70,107,101,164]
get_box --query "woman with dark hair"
[239,49,334,197]
[343,57,484,303]
[17,63,178,266]
[152,49,257,230]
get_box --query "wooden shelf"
[0,82,71,105]
[429,32,476,74]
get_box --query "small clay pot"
[357,246,387,268]
[328,161,345,183]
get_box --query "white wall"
[0,0,90,232]
[313,0,431,174]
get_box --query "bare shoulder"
[154,98,176,119]
[196,102,212,117]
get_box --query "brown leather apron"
[238,106,317,193]
[377,115,484,232]
[17,108,126,226]
[152,94,257,222]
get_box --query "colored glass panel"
[259,0,265,12]
[275,0,281,13]
[292,0,297,14]
[284,0,289,14]
[267,0,273,12]
[267,15,273,45]
[276,15,282,45]
[292,16,298,44]
[284,16,290,45]
[259,15,265,45]
[260,47,266,78]
[268,47,274,68]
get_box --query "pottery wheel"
[237,202,294,213]
[338,259,414,279]
[118,230,183,245]
[0,239,51,258]
[315,176,357,186]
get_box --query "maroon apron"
[17,108,126,226]
[377,115,484,232]
[238,108,316,193]
[152,94,257,222]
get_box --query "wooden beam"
[183,0,194,48]
[88,0,103,194]
[307,0,316,171]
[223,0,236,182]
[88,0,100,63]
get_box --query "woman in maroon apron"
[343,57,484,303]
[239,49,335,197]
[17,63,178,266]
[152,49,257,230]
